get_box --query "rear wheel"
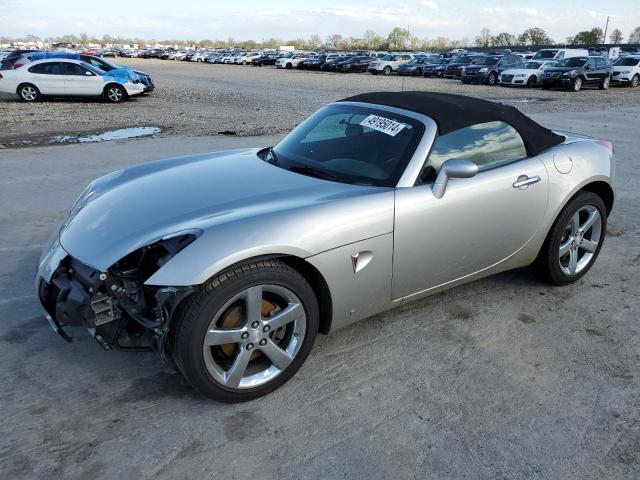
[104,84,126,103]
[171,260,319,402]
[533,191,606,285]
[18,83,41,102]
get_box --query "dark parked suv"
[541,56,612,91]
[337,56,374,73]
[422,57,450,77]
[443,54,479,78]
[397,57,428,76]
[461,54,523,85]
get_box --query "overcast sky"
[1,0,638,41]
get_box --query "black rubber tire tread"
[171,259,319,402]
[533,191,607,285]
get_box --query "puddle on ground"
[49,127,161,143]
[8,127,161,147]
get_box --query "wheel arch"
[16,82,36,95]
[172,253,334,335]
[580,180,614,215]
[102,82,128,97]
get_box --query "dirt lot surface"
[0,101,639,478]
[1,57,640,145]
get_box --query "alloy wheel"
[21,86,37,101]
[573,77,583,91]
[632,75,639,88]
[202,284,307,389]
[558,205,602,276]
[107,87,123,102]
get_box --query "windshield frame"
[271,103,430,187]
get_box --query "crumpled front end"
[35,231,194,351]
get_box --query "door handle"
[512,175,541,189]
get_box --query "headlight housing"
[479,67,488,73]
[563,70,578,77]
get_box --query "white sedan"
[499,60,557,87]
[0,58,145,102]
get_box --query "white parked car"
[0,58,145,103]
[499,60,557,87]
[275,53,310,69]
[236,52,262,65]
[611,56,640,87]
[531,48,589,62]
[190,51,209,63]
[223,53,242,64]
[367,53,414,75]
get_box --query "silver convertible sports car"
[36,92,614,402]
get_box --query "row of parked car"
[165,47,640,91]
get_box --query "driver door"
[392,121,549,300]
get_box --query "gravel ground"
[1,58,639,145]
[0,108,639,479]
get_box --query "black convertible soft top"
[338,91,564,156]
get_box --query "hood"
[59,149,380,271]
[501,68,535,75]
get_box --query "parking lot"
[1,59,640,479]
[2,58,640,145]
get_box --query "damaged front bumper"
[35,234,191,352]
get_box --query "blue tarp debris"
[102,67,140,84]
[30,51,82,61]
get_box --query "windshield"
[271,104,424,187]
[474,56,500,65]
[381,54,393,60]
[615,57,640,66]
[81,62,106,75]
[556,57,587,67]
[532,50,558,59]
[523,61,543,69]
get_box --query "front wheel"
[383,66,392,76]
[600,76,610,90]
[104,84,126,103]
[572,77,583,92]
[631,74,639,88]
[533,191,607,285]
[526,75,537,88]
[487,72,497,85]
[18,83,41,102]
[171,260,319,402]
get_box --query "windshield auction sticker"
[360,115,406,136]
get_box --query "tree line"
[3,25,640,51]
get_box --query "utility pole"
[603,16,610,44]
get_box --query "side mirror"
[85,71,93,76]
[432,159,478,199]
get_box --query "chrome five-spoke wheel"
[558,205,602,275]
[172,260,319,402]
[203,285,306,389]
[534,191,607,285]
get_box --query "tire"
[171,259,319,402]
[383,66,392,76]
[104,84,126,103]
[526,75,537,88]
[533,191,607,285]
[631,74,639,88]
[415,68,422,76]
[600,75,610,90]
[241,61,246,65]
[487,72,497,86]
[18,83,41,102]
[285,63,292,69]
[572,77,583,92]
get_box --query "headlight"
[563,70,578,77]
[619,69,631,74]
[479,67,488,73]
[515,73,526,78]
